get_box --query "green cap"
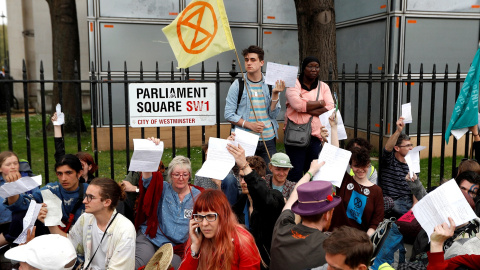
[270,153,293,168]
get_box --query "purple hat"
[291,181,341,216]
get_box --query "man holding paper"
[380,117,416,216]
[225,45,285,165]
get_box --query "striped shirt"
[247,82,275,141]
[379,148,412,200]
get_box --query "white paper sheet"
[404,146,426,178]
[313,143,352,187]
[234,128,259,157]
[0,176,41,198]
[41,189,66,227]
[53,103,65,126]
[401,103,412,124]
[451,128,469,140]
[128,139,164,172]
[412,179,477,242]
[196,138,237,180]
[13,200,42,244]
[319,109,347,143]
[265,62,299,88]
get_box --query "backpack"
[370,218,406,270]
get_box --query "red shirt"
[427,251,480,270]
[179,226,261,270]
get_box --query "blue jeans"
[285,136,322,182]
[221,173,239,206]
[392,195,413,217]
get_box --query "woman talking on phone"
[179,190,261,270]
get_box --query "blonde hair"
[166,155,192,183]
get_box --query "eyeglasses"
[397,144,414,148]
[306,66,320,71]
[172,173,189,179]
[192,213,218,222]
[83,194,99,203]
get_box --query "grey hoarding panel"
[335,0,387,23]
[99,0,180,19]
[99,23,176,72]
[400,81,460,134]
[407,0,480,13]
[262,29,299,69]
[403,18,479,73]
[337,20,386,74]
[186,0,257,22]
[263,0,297,25]
[342,82,382,133]
[388,16,401,73]
[88,0,94,16]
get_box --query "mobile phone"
[195,227,201,235]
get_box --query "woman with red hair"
[179,189,261,270]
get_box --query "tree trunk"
[46,0,86,133]
[294,0,338,91]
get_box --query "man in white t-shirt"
[40,178,136,269]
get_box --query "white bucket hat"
[5,234,77,270]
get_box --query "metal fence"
[0,60,471,188]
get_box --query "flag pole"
[233,49,271,162]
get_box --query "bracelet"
[242,120,245,128]
[306,171,313,179]
[272,98,279,102]
[474,133,480,137]
[240,162,249,171]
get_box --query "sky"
[0,0,6,24]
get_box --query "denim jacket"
[224,74,281,138]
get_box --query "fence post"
[201,61,206,163]
[186,67,191,159]
[40,61,49,184]
[74,61,82,152]
[90,61,99,177]
[171,61,176,158]
[124,61,130,170]
[22,60,32,166]
[427,64,437,189]
[406,64,411,135]
[5,59,12,150]
[354,63,358,138]
[451,63,461,178]
[107,62,114,180]
[417,64,423,147]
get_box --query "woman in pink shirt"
[284,56,334,182]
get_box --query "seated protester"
[134,140,201,270]
[41,178,136,269]
[179,189,261,270]
[227,144,284,269]
[411,189,480,264]
[312,226,374,270]
[5,154,88,233]
[193,142,238,205]
[330,147,384,236]
[457,159,480,176]
[5,234,77,270]
[345,138,378,185]
[270,160,342,270]
[379,117,417,217]
[265,153,296,200]
[52,112,98,184]
[427,217,480,270]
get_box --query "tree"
[294,0,338,90]
[46,0,86,132]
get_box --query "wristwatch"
[135,187,139,193]
[191,249,199,258]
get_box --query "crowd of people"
[0,45,479,270]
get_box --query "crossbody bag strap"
[84,213,119,270]
[307,82,321,123]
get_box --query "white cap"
[5,234,76,270]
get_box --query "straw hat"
[145,243,174,270]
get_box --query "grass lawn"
[0,113,462,188]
